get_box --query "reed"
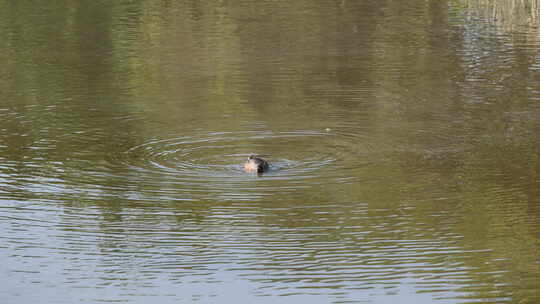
[462,0,540,30]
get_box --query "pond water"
[1,1,540,303]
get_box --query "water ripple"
[109,130,365,201]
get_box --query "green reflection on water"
[0,1,539,303]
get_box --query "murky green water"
[1,1,539,303]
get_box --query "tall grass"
[461,0,540,30]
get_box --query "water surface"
[1,1,540,303]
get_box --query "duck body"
[244,155,269,173]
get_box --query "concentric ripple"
[114,130,365,201]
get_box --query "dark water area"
[1,1,540,303]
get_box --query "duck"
[244,155,269,173]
